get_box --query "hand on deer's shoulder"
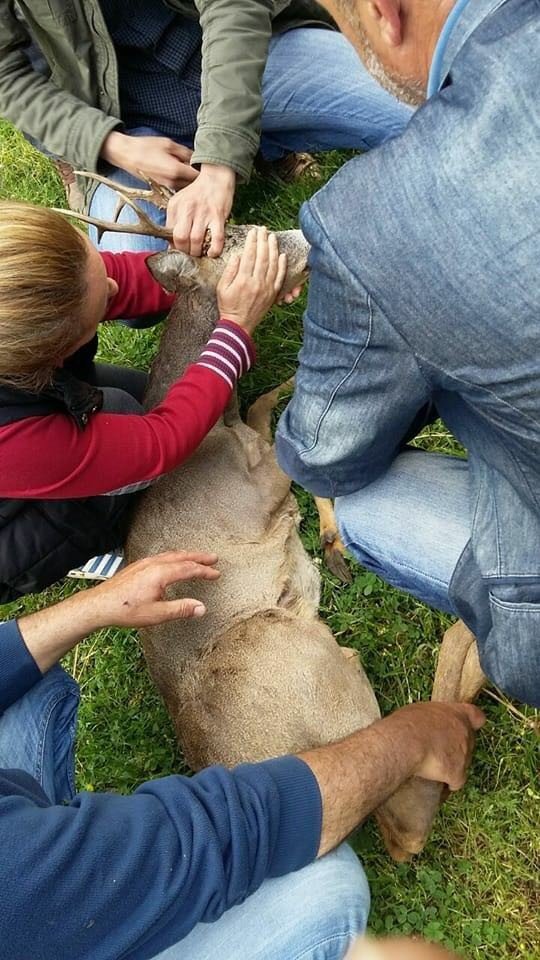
[216,226,288,336]
[390,701,486,791]
[166,163,236,258]
[101,131,198,191]
[86,551,220,629]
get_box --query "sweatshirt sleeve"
[101,251,176,321]
[0,756,322,960]
[0,322,255,499]
[0,620,41,714]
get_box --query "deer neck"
[146,286,219,407]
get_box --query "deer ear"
[146,250,200,292]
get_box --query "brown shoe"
[255,151,321,183]
[52,159,85,211]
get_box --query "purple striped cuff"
[197,320,256,389]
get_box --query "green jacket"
[0,1,333,184]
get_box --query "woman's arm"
[101,252,176,321]
[0,323,252,498]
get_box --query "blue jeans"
[0,668,369,959]
[335,449,471,614]
[89,27,412,256]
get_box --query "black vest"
[0,344,134,603]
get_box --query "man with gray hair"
[277,0,540,706]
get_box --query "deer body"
[126,227,466,859]
[127,241,381,768]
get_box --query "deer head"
[146,224,310,296]
[54,171,310,295]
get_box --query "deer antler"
[52,170,174,243]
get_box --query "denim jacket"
[277,0,540,705]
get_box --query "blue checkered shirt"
[100,0,202,141]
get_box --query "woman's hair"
[0,201,89,391]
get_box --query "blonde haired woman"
[0,202,286,601]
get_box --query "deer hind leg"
[314,496,352,584]
[375,619,486,861]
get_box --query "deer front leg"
[375,620,485,861]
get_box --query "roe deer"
[63,174,484,860]
[122,224,482,861]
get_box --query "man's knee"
[284,845,370,959]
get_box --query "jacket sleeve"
[191,0,274,181]
[0,757,322,960]
[0,2,120,169]
[0,620,41,714]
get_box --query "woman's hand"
[216,226,287,336]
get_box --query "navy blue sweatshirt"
[0,620,322,960]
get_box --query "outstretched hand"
[90,551,220,627]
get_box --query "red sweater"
[0,252,255,499]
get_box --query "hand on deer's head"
[146,223,310,314]
[215,226,288,335]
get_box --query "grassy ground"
[0,120,538,959]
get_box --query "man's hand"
[346,936,461,960]
[216,226,287,335]
[101,131,198,191]
[299,701,485,856]
[166,163,236,257]
[17,552,220,673]
[88,551,220,628]
[399,701,485,791]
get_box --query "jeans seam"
[35,687,79,794]
[291,932,355,960]
[299,294,373,456]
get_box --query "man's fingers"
[145,550,219,566]
[207,218,225,258]
[161,560,221,585]
[462,703,486,730]
[168,141,194,163]
[188,218,207,258]
[161,598,207,620]
[169,211,194,253]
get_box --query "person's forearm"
[17,590,105,673]
[300,713,423,856]
[0,42,118,171]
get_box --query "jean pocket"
[486,590,540,706]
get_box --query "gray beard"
[356,32,426,107]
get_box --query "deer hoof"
[321,536,352,584]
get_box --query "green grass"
[1,120,538,959]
